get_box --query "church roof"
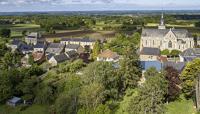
[142,28,192,38]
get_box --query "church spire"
[158,13,166,29]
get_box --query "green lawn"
[165,99,196,114]
[0,104,48,114]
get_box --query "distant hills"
[0,10,200,16]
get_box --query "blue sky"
[0,0,200,12]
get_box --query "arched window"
[168,41,172,48]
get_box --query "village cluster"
[7,32,120,68]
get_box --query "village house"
[60,38,95,49]
[18,43,33,54]
[33,43,47,52]
[140,14,194,52]
[179,48,200,62]
[25,32,43,45]
[97,49,119,62]
[9,39,23,52]
[140,47,161,61]
[32,51,46,63]
[65,44,84,54]
[46,43,65,55]
[48,53,69,66]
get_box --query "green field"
[0,105,48,114]
[146,23,194,28]
[165,99,196,114]
[0,24,42,38]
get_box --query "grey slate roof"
[180,48,200,57]
[163,62,186,72]
[11,39,22,46]
[18,43,33,52]
[61,38,95,42]
[65,44,80,50]
[140,47,160,56]
[34,43,46,49]
[47,53,54,60]
[142,28,192,38]
[66,50,79,59]
[46,43,65,54]
[8,97,22,104]
[54,54,69,63]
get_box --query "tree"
[119,45,142,91]
[22,30,27,37]
[0,70,12,103]
[170,50,181,57]
[92,40,101,60]
[195,21,200,27]
[0,42,9,57]
[0,28,11,38]
[55,95,74,114]
[2,52,20,69]
[28,55,34,65]
[34,84,55,105]
[83,62,120,100]
[180,58,200,98]
[161,49,170,56]
[79,82,105,110]
[17,76,38,100]
[128,68,168,114]
[132,32,141,46]
[165,67,181,101]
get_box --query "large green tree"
[180,58,200,98]
[0,70,12,103]
[0,28,11,38]
[92,40,101,60]
[119,45,142,91]
[128,68,168,114]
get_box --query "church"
[140,14,194,52]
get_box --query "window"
[146,40,148,46]
[168,41,172,48]
[153,40,155,45]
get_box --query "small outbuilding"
[7,97,23,107]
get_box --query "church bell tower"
[158,13,166,29]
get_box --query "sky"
[0,0,200,12]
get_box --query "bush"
[161,49,170,55]
[19,105,29,111]
[170,50,181,56]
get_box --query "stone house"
[97,49,119,62]
[140,47,160,61]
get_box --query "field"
[0,105,48,114]
[0,24,42,38]
[0,23,117,40]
